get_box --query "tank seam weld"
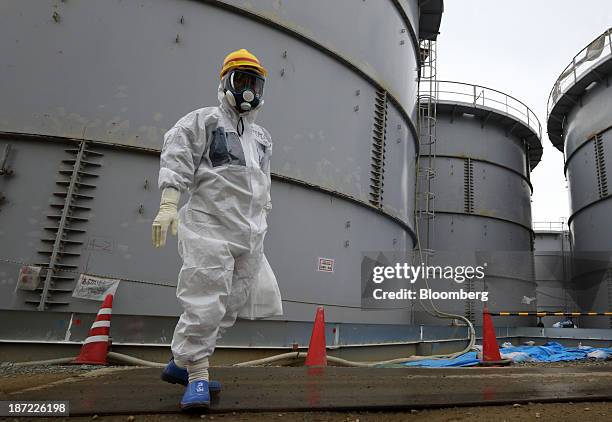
[1,131,417,243]
[421,154,534,192]
[433,210,534,234]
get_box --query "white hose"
[7,334,475,368]
[232,345,475,368]
[232,352,302,367]
[8,352,164,368]
[106,352,165,368]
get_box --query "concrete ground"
[1,363,611,418]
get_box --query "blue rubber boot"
[161,359,188,385]
[180,380,210,411]
[161,359,222,393]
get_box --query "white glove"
[152,187,180,248]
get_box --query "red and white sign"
[317,257,335,273]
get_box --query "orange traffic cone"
[481,305,502,362]
[305,306,327,366]
[73,294,113,365]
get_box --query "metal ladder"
[417,38,438,265]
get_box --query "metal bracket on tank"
[607,269,612,329]
[594,134,609,198]
[31,141,103,310]
[523,139,532,183]
[463,159,475,214]
[480,111,493,129]
[369,89,388,208]
[0,144,14,176]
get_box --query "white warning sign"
[317,257,335,273]
[72,274,120,301]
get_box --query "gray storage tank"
[0,1,443,346]
[416,81,542,327]
[533,224,577,327]
[546,28,612,328]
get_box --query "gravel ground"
[5,401,612,422]
[514,359,612,368]
[0,363,118,377]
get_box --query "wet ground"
[0,363,127,395]
[1,363,611,417]
[7,401,612,422]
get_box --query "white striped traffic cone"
[73,294,113,365]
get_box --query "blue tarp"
[499,341,612,362]
[403,342,612,367]
[403,351,480,367]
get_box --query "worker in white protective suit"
[152,49,282,411]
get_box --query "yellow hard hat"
[220,49,268,79]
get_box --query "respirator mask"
[224,69,265,113]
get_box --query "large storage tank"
[416,81,542,327]
[547,28,612,329]
[533,223,578,327]
[0,1,443,346]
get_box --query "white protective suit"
[159,82,282,364]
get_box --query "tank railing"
[428,80,542,140]
[547,27,612,117]
[533,221,567,232]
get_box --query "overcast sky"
[436,0,612,224]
